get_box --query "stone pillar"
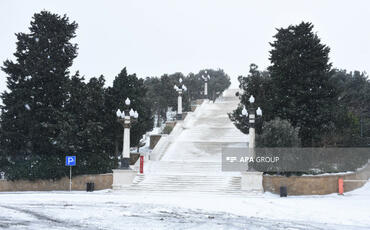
[248,111,256,160]
[241,171,264,193]
[177,90,182,120]
[121,116,130,168]
[112,169,137,190]
[204,81,208,98]
[249,127,255,149]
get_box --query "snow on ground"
[2,89,368,229]
[0,183,369,230]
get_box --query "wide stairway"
[127,89,249,195]
[129,161,242,194]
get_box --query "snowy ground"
[2,89,369,229]
[1,183,369,230]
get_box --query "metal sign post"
[65,156,76,192]
[69,166,72,192]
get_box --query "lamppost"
[174,78,187,120]
[116,97,139,169]
[202,71,210,99]
[241,95,262,165]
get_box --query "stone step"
[133,175,241,182]
[130,173,242,193]
[128,185,241,191]
[122,189,245,195]
[143,161,242,175]
[131,185,241,189]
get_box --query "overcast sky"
[1,0,369,93]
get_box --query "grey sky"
[1,0,369,94]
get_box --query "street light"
[116,97,139,169]
[202,70,210,99]
[174,78,187,120]
[241,95,262,169]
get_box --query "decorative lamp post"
[202,71,210,99]
[116,97,139,169]
[174,78,187,120]
[241,95,262,167]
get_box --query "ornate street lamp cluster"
[241,95,262,167]
[174,78,187,120]
[174,71,209,121]
[202,70,210,99]
[116,97,139,169]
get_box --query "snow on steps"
[128,89,253,195]
[126,161,243,195]
[149,99,209,161]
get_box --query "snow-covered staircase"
[126,161,242,194]
[122,89,250,195]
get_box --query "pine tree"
[0,11,78,180]
[268,22,336,146]
[80,76,115,173]
[59,74,115,174]
[206,69,231,101]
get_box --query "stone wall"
[165,121,177,129]
[150,135,162,149]
[130,153,140,165]
[182,112,188,120]
[0,173,113,192]
[263,162,370,195]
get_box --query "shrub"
[256,118,300,147]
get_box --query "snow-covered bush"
[256,118,300,147]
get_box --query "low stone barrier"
[263,161,370,195]
[0,173,113,192]
[150,134,162,149]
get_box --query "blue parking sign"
[65,156,76,166]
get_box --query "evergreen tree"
[60,74,115,174]
[268,22,336,146]
[205,69,231,101]
[144,77,162,126]
[183,73,203,101]
[0,11,78,180]
[323,69,370,146]
[144,69,231,126]
[230,64,272,134]
[144,73,183,125]
[184,69,231,101]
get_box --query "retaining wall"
[0,173,113,192]
[263,162,370,195]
